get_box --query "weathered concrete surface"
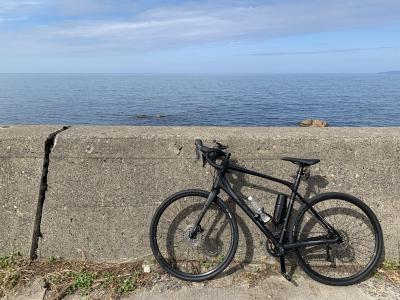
[0,126,61,256]
[2,278,46,300]
[129,277,374,300]
[39,126,400,262]
[3,267,397,300]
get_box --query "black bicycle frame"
[195,156,341,255]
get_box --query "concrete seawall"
[0,126,63,257]
[0,126,399,263]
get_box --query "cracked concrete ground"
[126,268,399,300]
[129,278,372,300]
[3,264,399,300]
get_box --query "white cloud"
[1,0,400,54]
[49,1,400,46]
[0,0,42,23]
[0,0,42,12]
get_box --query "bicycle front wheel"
[290,192,383,285]
[150,189,238,281]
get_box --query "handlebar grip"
[195,139,203,148]
[195,139,203,160]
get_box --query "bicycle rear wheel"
[290,192,383,285]
[150,189,238,281]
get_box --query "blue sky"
[0,0,399,73]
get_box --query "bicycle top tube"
[195,139,295,188]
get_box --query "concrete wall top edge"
[0,126,63,138]
[0,126,66,156]
[58,126,400,139]
[46,126,400,160]
[1,125,399,139]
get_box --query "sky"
[0,0,400,73]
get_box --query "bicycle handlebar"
[195,139,228,169]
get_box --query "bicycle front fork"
[190,188,219,239]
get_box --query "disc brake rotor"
[183,225,203,247]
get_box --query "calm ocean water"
[0,73,399,126]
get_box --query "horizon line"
[0,71,398,75]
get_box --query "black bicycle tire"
[149,189,239,281]
[289,192,383,286]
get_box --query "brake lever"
[213,140,228,150]
[202,155,207,167]
[195,145,200,160]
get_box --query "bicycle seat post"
[293,165,305,191]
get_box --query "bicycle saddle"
[281,157,320,166]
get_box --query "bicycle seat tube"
[279,165,304,244]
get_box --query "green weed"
[0,252,22,269]
[47,256,60,263]
[382,260,400,271]
[65,271,96,296]
[0,255,146,298]
[115,273,139,295]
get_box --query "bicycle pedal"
[282,272,292,281]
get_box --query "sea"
[0,73,399,126]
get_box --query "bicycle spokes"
[294,197,379,280]
[153,192,236,276]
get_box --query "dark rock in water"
[131,114,167,119]
[133,114,150,119]
[299,119,328,127]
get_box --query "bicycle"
[149,139,383,285]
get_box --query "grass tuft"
[375,259,400,284]
[0,252,152,299]
[48,256,60,263]
[115,273,139,295]
[65,271,96,296]
[382,260,400,271]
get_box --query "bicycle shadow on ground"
[218,161,329,280]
